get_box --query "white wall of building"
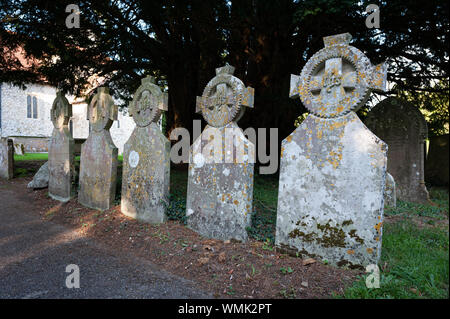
[0,82,135,154]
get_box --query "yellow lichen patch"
[286,135,292,143]
[347,249,355,255]
[366,248,373,254]
[327,150,343,169]
[233,200,239,205]
[316,130,323,139]
[374,222,383,234]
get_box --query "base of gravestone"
[79,130,118,211]
[121,122,170,224]
[186,123,255,242]
[276,113,387,268]
[48,128,74,202]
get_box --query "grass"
[14,153,49,161]
[14,153,123,162]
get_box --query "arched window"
[26,95,38,119]
[27,95,32,118]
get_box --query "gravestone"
[48,91,74,202]
[27,161,49,189]
[425,134,449,186]
[121,76,170,223]
[79,87,118,210]
[365,97,429,203]
[0,138,14,179]
[13,143,24,156]
[385,173,396,207]
[186,64,255,242]
[276,33,388,268]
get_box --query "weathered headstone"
[79,87,118,210]
[276,33,388,268]
[13,143,24,156]
[425,134,449,187]
[27,161,49,189]
[0,138,14,179]
[48,91,74,202]
[385,173,396,207]
[186,64,255,242]
[121,76,170,223]
[365,97,430,203]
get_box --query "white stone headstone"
[120,76,170,223]
[276,33,388,268]
[186,64,255,242]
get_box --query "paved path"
[0,180,211,298]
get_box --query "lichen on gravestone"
[276,33,388,268]
[186,64,256,242]
[120,76,170,223]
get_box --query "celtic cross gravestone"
[121,76,170,223]
[48,91,74,202]
[276,33,388,268]
[186,64,255,241]
[79,87,118,210]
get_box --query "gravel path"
[0,179,212,299]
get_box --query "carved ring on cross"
[200,73,244,127]
[88,87,116,132]
[51,91,71,129]
[291,33,387,118]
[130,76,167,128]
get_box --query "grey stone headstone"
[121,76,170,223]
[27,161,49,189]
[186,64,255,242]
[425,134,449,187]
[78,87,118,211]
[276,33,388,268]
[384,173,396,207]
[48,91,75,202]
[365,97,430,204]
[0,138,14,180]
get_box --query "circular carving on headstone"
[130,77,163,127]
[297,44,374,118]
[128,150,140,168]
[200,73,245,127]
[89,88,115,132]
[51,92,71,129]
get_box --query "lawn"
[14,153,449,299]
[14,153,49,161]
[14,153,123,162]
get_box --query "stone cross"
[129,76,168,127]
[196,64,254,127]
[48,91,74,202]
[87,87,118,131]
[290,32,386,118]
[79,87,118,210]
[186,64,256,242]
[276,33,388,268]
[121,76,170,223]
